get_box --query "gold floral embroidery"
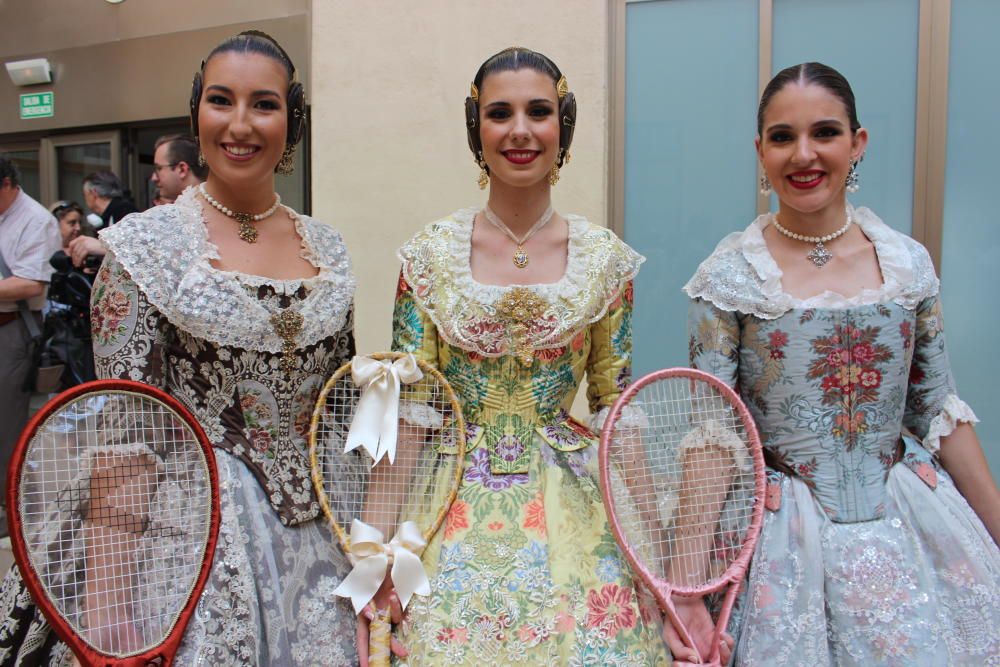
[271,309,304,373]
[496,287,546,365]
[397,210,643,360]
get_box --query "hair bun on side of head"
[464,46,578,172]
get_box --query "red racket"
[599,368,765,666]
[6,380,220,667]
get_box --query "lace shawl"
[99,186,355,351]
[683,206,940,319]
[398,208,644,356]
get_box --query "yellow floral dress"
[391,209,671,666]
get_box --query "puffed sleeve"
[391,270,439,365]
[587,281,635,428]
[687,297,741,390]
[91,250,168,387]
[902,296,979,454]
[391,271,444,428]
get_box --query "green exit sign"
[20,92,54,119]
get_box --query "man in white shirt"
[0,156,61,528]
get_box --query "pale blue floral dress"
[685,207,1000,666]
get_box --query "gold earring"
[276,145,295,175]
[476,153,489,190]
[548,162,560,186]
[198,152,206,167]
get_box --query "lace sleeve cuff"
[590,404,649,433]
[923,393,979,455]
[79,443,164,477]
[399,400,444,429]
[678,420,751,471]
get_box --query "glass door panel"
[56,143,112,203]
[624,0,759,375]
[940,0,1000,475]
[43,131,121,209]
[772,0,920,232]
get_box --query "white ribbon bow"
[344,354,423,465]
[333,519,431,614]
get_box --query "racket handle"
[368,605,392,667]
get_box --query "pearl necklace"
[482,204,555,269]
[771,210,852,268]
[199,183,281,244]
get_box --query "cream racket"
[308,352,466,667]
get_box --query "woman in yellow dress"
[386,47,672,665]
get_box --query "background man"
[151,133,207,203]
[0,156,61,531]
[82,171,136,229]
[71,171,138,267]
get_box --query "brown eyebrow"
[765,118,845,133]
[483,98,556,109]
[204,84,281,99]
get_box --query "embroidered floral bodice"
[390,211,671,665]
[92,187,356,525]
[395,209,643,474]
[686,208,977,522]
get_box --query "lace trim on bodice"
[99,186,355,352]
[683,206,940,319]
[398,208,644,356]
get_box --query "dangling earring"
[198,152,206,167]
[845,159,860,193]
[549,149,565,186]
[276,144,296,176]
[476,152,489,190]
[759,172,772,196]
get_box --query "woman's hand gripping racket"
[599,368,764,666]
[6,380,220,667]
[308,352,466,667]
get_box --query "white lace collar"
[398,208,643,355]
[684,205,939,319]
[100,186,355,352]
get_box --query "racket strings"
[19,391,212,656]
[314,374,461,545]
[607,378,757,589]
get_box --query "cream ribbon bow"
[344,354,423,465]
[333,519,431,614]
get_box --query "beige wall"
[0,0,308,134]
[311,1,611,352]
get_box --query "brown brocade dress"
[0,186,359,666]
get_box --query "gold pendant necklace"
[482,204,555,269]
[199,183,281,244]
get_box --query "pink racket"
[6,380,220,666]
[599,368,765,666]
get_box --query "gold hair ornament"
[556,75,569,99]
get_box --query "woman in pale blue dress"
[678,62,1000,665]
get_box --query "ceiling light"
[5,58,52,87]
